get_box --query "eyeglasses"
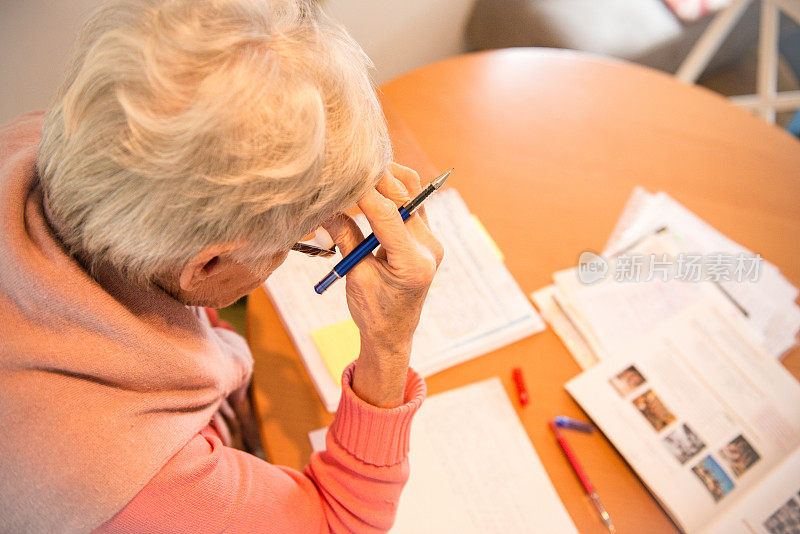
[290,242,336,257]
[290,228,337,258]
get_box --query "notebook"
[310,378,578,533]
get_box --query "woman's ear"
[178,242,245,292]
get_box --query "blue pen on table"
[314,169,452,294]
[554,415,595,434]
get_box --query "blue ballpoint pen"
[314,169,452,294]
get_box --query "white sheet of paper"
[309,378,578,534]
[265,189,545,411]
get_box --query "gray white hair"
[37,0,391,282]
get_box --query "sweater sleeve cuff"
[328,362,426,467]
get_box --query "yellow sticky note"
[471,215,504,261]
[310,319,360,385]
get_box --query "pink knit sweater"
[0,112,426,533]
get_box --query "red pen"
[550,420,615,533]
[512,367,529,406]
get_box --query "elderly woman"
[0,0,443,532]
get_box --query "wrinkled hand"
[322,163,443,408]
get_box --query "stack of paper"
[309,378,578,534]
[531,187,800,532]
[265,189,545,412]
[532,187,800,369]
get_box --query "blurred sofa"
[465,0,761,75]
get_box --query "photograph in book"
[632,390,675,431]
[691,455,735,503]
[718,435,761,478]
[609,365,646,397]
[662,423,705,465]
[763,495,800,534]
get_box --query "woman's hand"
[322,163,443,408]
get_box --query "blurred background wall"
[0,0,475,124]
[2,0,798,127]
[1,0,101,124]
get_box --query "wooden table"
[246,49,800,533]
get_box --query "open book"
[566,292,800,533]
[264,189,544,411]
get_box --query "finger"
[375,171,429,235]
[360,187,443,289]
[357,189,415,261]
[321,213,365,257]
[371,169,441,268]
[372,173,439,262]
[374,226,443,268]
[388,163,430,226]
[375,171,410,207]
[398,215,444,268]
[375,171,431,238]
[389,162,422,195]
[413,227,445,268]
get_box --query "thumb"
[321,213,365,257]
